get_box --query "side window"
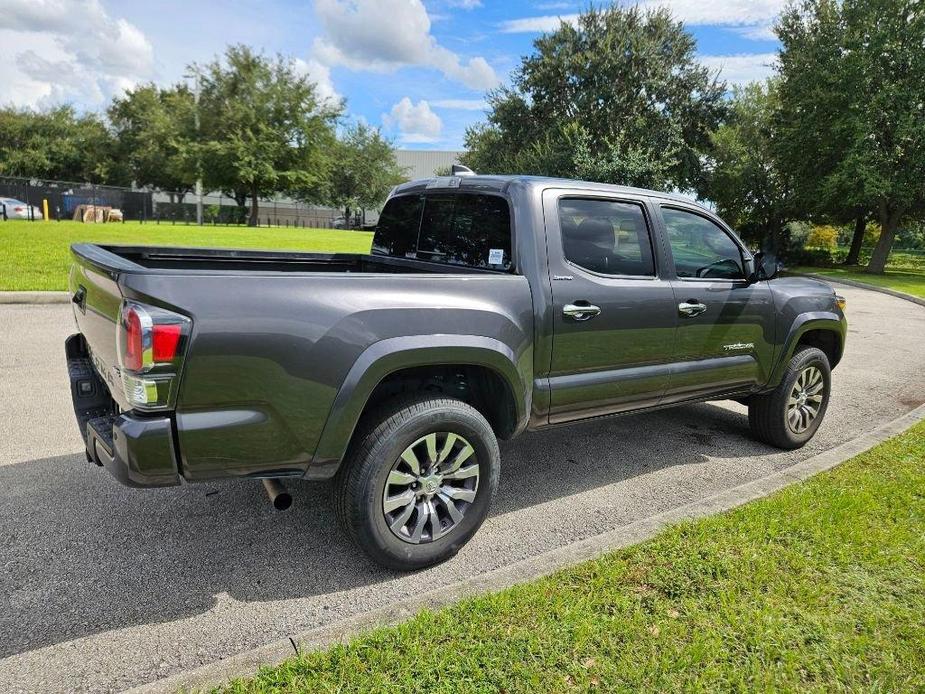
[662,208,745,280]
[558,198,655,276]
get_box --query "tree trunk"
[248,184,259,227]
[844,211,866,265]
[867,206,901,274]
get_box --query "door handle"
[678,301,707,317]
[563,302,601,321]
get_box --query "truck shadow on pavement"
[1,401,786,659]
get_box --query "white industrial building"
[394,150,466,180]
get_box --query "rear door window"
[559,198,655,276]
[373,193,513,271]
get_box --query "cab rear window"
[372,193,513,271]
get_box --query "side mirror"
[751,251,779,282]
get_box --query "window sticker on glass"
[488,248,504,265]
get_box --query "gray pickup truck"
[66,174,847,569]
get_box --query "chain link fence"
[0,175,352,228]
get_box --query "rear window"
[373,193,513,271]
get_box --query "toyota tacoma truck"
[66,173,847,570]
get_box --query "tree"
[108,84,198,200]
[462,5,727,192]
[775,0,870,266]
[776,0,925,273]
[196,45,341,226]
[705,81,793,250]
[0,106,119,183]
[326,123,405,225]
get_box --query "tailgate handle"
[72,285,87,312]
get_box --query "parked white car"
[0,197,43,220]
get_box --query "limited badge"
[488,248,503,265]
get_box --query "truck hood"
[769,275,837,300]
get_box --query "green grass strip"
[793,265,925,299]
[0,220,373,291]
[214,421,925,693]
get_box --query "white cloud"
[312,0,499,90]
[0,0,153,108]
[382,97,443,143]
[499,14,578,33]
[636,0,787,26]
[432,99,488,110]
[449,0,482,8]
[500,0,788,33]
[732,24,778,41]
[699,52,778,85]
[293,57,341,105]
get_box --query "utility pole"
[189,68,203,226]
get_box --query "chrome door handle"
[678,301,707,317]
[563,303,601,321]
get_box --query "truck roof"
[391,174,710,212]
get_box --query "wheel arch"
[307,335,531,478]
[768,313,846,388]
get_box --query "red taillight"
[117,301,191,411]
[13,206,24,212]
[123,306,144,371]
[118,302,189,374]
[153,323,182,362]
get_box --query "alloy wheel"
[382,432,480,544]
[787,365,825,433]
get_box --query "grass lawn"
[792,248,925,299]
[214,421,925,693]
[792,265,925,299]
[0,220,373,291]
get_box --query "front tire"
[334,395,500,571]
[748,346,832,449]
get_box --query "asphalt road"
[2,286,924,693]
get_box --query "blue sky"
[0,0,784,149]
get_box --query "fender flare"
[307,335,530,476]
[767,312,846,387]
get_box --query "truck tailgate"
[68,245,141,410]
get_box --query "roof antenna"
[451,164,476,176]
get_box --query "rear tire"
[334,395,500,571]
[748,346,831,449]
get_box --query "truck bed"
[73,244,507,276]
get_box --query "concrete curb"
[796,272,925,307]
[127,403,925,694]
[0,291,70,304]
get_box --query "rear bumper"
[67,333,180,488]
[86,413,181,488]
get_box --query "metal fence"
[0,175,349,228]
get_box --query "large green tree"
[706,80,793,249]
[326,123,404,224]
[108,84,197,200]
[196,45,341,226]
[776,0,925,273]
[0,106,120,183]
[462,5,727,192]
